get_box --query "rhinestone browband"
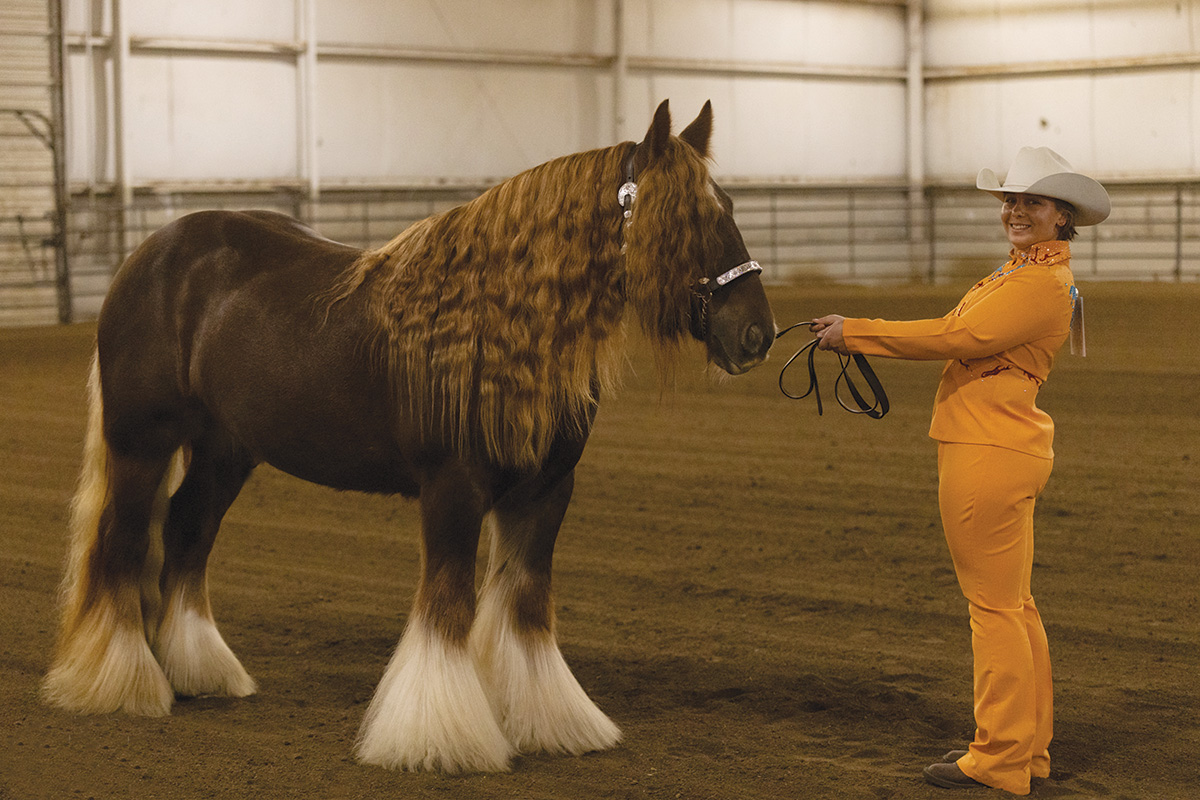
[715,260,762,287]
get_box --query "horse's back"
[100,209,360,387]
[105,209,358,302]
[102,209,357,330]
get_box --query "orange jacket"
[841,241,1077,458]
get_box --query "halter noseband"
[690,260,763,341]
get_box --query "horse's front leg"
[355,463,513,774]
[471,468,622,756]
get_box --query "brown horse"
[43,100,775,773]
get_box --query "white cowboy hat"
[977,146,1110,226]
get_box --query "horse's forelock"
[623,136,723,346]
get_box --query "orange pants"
[937,442,1054,796]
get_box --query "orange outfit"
[841,241,1077,795]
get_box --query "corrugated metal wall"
[0,0,66,326]
[924,0,1200,179]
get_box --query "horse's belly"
[205,387,415,495]
[262,441,420,497]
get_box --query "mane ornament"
[43,100,775,774]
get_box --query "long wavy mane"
[327,130,722,469]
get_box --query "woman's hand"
[810,314,850,354]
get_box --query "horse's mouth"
[719,352,769,376]
[709,336,772,376]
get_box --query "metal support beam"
[298,0,319,204]
[48,0,71,323]
[66,35,908,83]
[612,0,626,143]
[925,52,1200,82]
[111,0,132,263]
[905,0,927,281]
[1176,185,1184,281]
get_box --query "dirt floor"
[1,281,1197,800]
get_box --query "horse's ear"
[640,99,672,161]
[679,100,713,158]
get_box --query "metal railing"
[32,179,1200,324]
[929,183,1200,283]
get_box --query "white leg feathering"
[356,616,515,773]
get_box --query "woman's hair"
[1054,199,1078,241]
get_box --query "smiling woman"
[1000,194,1068,251]
[806,146,1112,796]
[981,147,1110,253]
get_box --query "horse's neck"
[459,146,629,303]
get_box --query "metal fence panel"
[47,181,1198,328]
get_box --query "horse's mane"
[327,135,722,469]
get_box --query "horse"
[42,100,775,774]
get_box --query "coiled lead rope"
[776,322,890,419]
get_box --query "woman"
[811,146,1109,795]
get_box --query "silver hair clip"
[618,181,638,219]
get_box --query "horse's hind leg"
[470,469,622,756]
[153,428,257,699]
[356,463,513,773]
[43,358,177,716]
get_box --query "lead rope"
[776,322,890,419]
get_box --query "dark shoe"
[924,761,986,789]
[942,749,969,763]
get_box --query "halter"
[618,150,638,220]
[616,146,764,341]
[689,261,764,340]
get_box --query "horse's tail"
[43,352,184,714]
[53,353,115,641]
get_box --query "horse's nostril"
[742,323,767,358]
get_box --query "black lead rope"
[776,322,890,419]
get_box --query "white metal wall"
[924,0,1200,180]
[4,0,1199,324]
[62,0,1200,192]
[62,0,911,192]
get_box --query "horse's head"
[622,100,775,376]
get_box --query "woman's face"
[1001,193,1067,250]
